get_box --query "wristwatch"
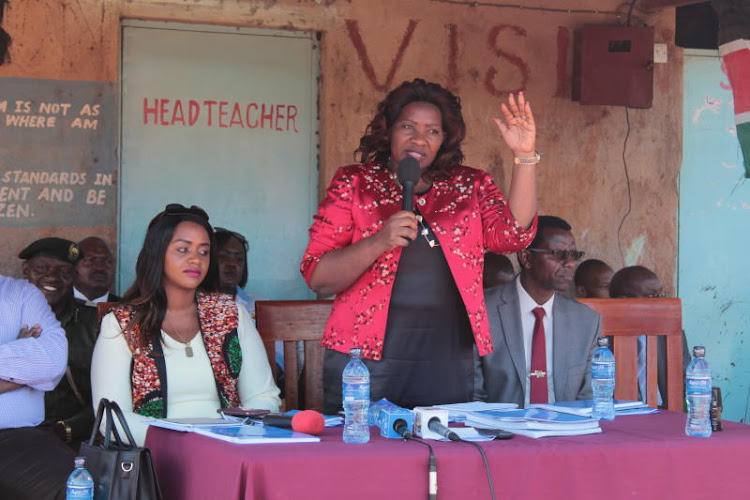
[55,420,72,443]
[514,151,541,165]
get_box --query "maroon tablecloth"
[145,411,750,500]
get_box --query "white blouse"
[91,305,280,445]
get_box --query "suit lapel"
[498,281,527,388]
[552,296,574,400]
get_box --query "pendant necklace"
[162,321,198,358]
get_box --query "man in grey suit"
[475,216,601,407]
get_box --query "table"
[146,411,750,500]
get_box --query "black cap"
[18,237,82,264]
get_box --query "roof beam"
[638,0,707,10]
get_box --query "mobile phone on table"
[217,408,271,418]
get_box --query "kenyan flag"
[720,39,750,177]
[713,0,750,177]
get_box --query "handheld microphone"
[397,157,421,212]
[428,417,461,442]
[378,406,414,439]
[260,410,325,436]
[413,408,454,440]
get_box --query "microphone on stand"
[260,410,326,436]
[378,406,414,439]
[397,157,421,212]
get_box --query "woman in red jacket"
[301,79,539,412]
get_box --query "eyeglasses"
[526,248,585,262]
[163,203,210,221]
[214,227,249,251]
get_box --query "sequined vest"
[112,292,243,418]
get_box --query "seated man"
[609,265,690,405]
[483,252,515,289]
[475,216,601,407]
[19,238,99,447]
[574,259,614,298]
[0,275,72,500]
[73,236,120,306]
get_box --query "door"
[120,21,318,300]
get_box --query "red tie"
[530,307,548,404]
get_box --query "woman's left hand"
[492,92,536,156]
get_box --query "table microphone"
[397,157,421,212]
[261,410,325,436]
[378,406,414,439]
[427,417,460,442]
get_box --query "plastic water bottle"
[685,346,712,437]
[591,337,615,420]
[66,456,94,500]
[342,347,370,443]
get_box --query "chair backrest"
[577,298,684,411]
[97,301,119,323]
[255,300,333,412]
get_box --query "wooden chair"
[96,301,119,323]
[255,300,333,412]
[577,298,684,411]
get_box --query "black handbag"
[79,398,163,500]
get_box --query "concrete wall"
[0,0,681,290]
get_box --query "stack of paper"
[464,408,601,438]
[527,400,658,418]
[431,401,519,423]
[149,418,321,444]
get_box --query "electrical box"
[572,26,654,108]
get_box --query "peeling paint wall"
[679,49,750,423]
[0,0,680,292]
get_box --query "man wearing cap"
[0,274,73,499]
[73,236,120,306]
[19,237,99,447]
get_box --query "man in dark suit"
[475,216,601,407]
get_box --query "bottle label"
[686,376,712,395]
[343,382,369,400]
[591,361,614,379]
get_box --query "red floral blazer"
[300,162,537,360]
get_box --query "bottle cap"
[692,346,706,358]
[74,456,87,467]
[597,337,610,348]
[349,347,362,357]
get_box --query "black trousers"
[0,426,76,500]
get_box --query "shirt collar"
[516,275,555,317]
[73,287,109,304]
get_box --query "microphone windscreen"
[397,157,421,185]
[290,410,325,436]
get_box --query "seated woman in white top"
[91,204,280,445]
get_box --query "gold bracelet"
[56,420,72,443]
[514,151,541,165]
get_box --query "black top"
[323,209,475,412]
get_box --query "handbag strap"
[87,398,108,446]
[108,399,138,448]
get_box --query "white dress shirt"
[516,276,556,406]
[73,287,110,306]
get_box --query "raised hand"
[18,324,42,339]
[492,92,536,157]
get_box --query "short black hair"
[215,228,249,288]
[574,259,610,287]
[528,215,572,249]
